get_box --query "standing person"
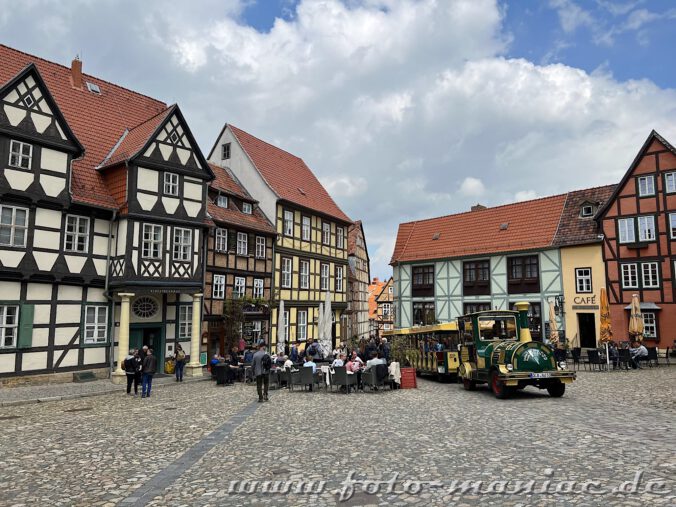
[124,349,139,396]
[252,343,271,402]
[142,348,157,398]
[381,338,390,362]
[174,344,186,382]
[290,341,299,363]
[139,345,149,362]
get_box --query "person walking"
[142,348,157,398]
[252,343,271,403]
[124,348,141,396]
[174,344,186,382]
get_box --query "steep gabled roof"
[552,185,616,247]
[207,202,276,235]
[225,124,351,223]
[209,163,254,202]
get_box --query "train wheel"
[490,371,509,399]
[547,382,566,398]
[462,377,476,391]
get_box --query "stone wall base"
[0,368,110,388]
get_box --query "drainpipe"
[105,210,117,377]
[270,233,278,346]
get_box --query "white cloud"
[459,177,486,197]
[322,176,368,198]
[515,190,539,202]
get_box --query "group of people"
[605,340,649,369]
[123,345,158,398]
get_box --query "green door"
[130,328,143,353]
[129,326,164,373]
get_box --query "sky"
[1,0,675,279]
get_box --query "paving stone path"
[0,367,674,506]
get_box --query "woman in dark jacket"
[124,349,142,396]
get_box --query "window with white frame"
[283,310,290,341]
[236,232,248,256]
[388,286,393,294]
[320,263,329,291]
[84,305,108,344]
[242,202,252,214]
[642,262,659,288]
[322,222,331,245]
[9,140,32,169]
[575,268,592,293]
[253,278,264,298]
[302,216,311,241]
[252,320,262,342]
[284,210,294,236]
[643,312,657,338]
[337,227,344,249]
[215,228,228,252]
[297,310,307,340]
[382,303,392,317]
[255,236,265,258]
[300,260,310,289]
[179,305,192,339]
[221,143,231,160]
[212,274,225,299]
[217,195,228,208]
[0,205,28,247]
[234,276,246,298]
[173,228,192,261]
[336,265,344,292]
[638,175,655,196]
[0,305,19,349]
[666,172,676,194]
[621,264,638,288]
[580,205,594,217]
[164,172,179,196]
[142,224,162,259]
[64,215,90,253]
[281,258,292,288]
[618,218,636,244]
[670,214,676,239]
[638,216,656,242]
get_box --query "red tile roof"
[209,163,253,201]
[228,124,351,223]
[0,45,169,209]
[207,202,275,235]
[390,193,569,264]
[552,185,616,247]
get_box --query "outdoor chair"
[290,367,322,392]
[665,348,671,366]
[617,349,631,371]
[646,347,659,367]
[570,348,581,370]
[587,350,606,371]
[362,365,389,391]
[330,366,357,394]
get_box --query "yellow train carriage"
[383,322,460,381]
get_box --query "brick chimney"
[71,57,83,89]
[471,203,487,212]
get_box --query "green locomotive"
[457,302,575,398]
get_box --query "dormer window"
[164,172,179,196]
[9,140,32,169]
[242,202,252,214]
[217,195,228,208]
[581,205,594,218]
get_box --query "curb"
[0,376,210,408]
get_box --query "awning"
[624,302,661,310]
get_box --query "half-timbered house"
[346,220,370,341]
[0,46,212,384]
[203,163,275,357]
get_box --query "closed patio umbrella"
[321,291,333,359]
[276,300,285,355]
[628,294,643,342]
[548,300,559,348]
[599,288,613,369]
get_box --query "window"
[142,224,162,259]
[132,297,159,319]
[215,228,228,252]
[621,264,638,288]
[242,202,252,214]
[283,310,290,341]
[618,218,635,244]
[642,262,659,288]
[383,323,392,331]
[85,82,101,94]
[322,222,331,245]
[643,312,657,339]
[253,278,264,298]
[464,302,491,314]
[388,286,393,294]
[638,175,655,196]
[670,214,676,239]
[217,195,228,208]
[507,256,539,294]
[9,140,32,169]
[412,302,435,326]
[179,305,192,339]
[320,263,330,291]
[300,260,310,289]
[64,215,90,253]
[84,305,108,344]
[281,257,292,288]
[23,95,34,108]
[302,216,311,241]
[297,310,307,340]
[164,172,179,196]
[221,143,231,160]
[284,210,294,236]
[255,236,266,258]
[234,277,246,298]
[638,216,656,242]
[0,205,28,247]
[173,227,192,261]
[236,232,248,256]
[575,268,592,293]
[337,227,344,249]
[478,315,518,341]
[580,205,594,218]
[252,321,262,342]
[463,260,490,296]
[0,305,19,349]
[212,274,225,299]
[336,266,344,292]
[666,172,676,194]
[412,265,434,297]
[382,303,391,318]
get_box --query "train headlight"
[506,364,513,371]
[558,361,567,370]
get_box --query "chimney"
[471,203,486,212]
[71,57,83,89]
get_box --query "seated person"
[332,353,346,368]
[629,341,648,369]
[365,352,385,370]
[303,355,317,373]
[243,347,254,363]
[228,352,240,382]
[347,351,364,372]
[283,355,294,370]
[275,352,286,367]
[210,354,220,367]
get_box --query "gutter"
[105,210,118,377]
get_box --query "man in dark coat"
[252,343,271,402]
[141,348,157,398]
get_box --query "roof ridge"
[127,105,173,132]
[551,191,570,247]
[0,44,167,108]
[229,123,304,162]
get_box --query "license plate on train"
[530,372,551,378]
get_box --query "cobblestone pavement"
[0,368,674,507]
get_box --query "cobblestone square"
[0,368,674,506]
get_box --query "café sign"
[572,294,598,310]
